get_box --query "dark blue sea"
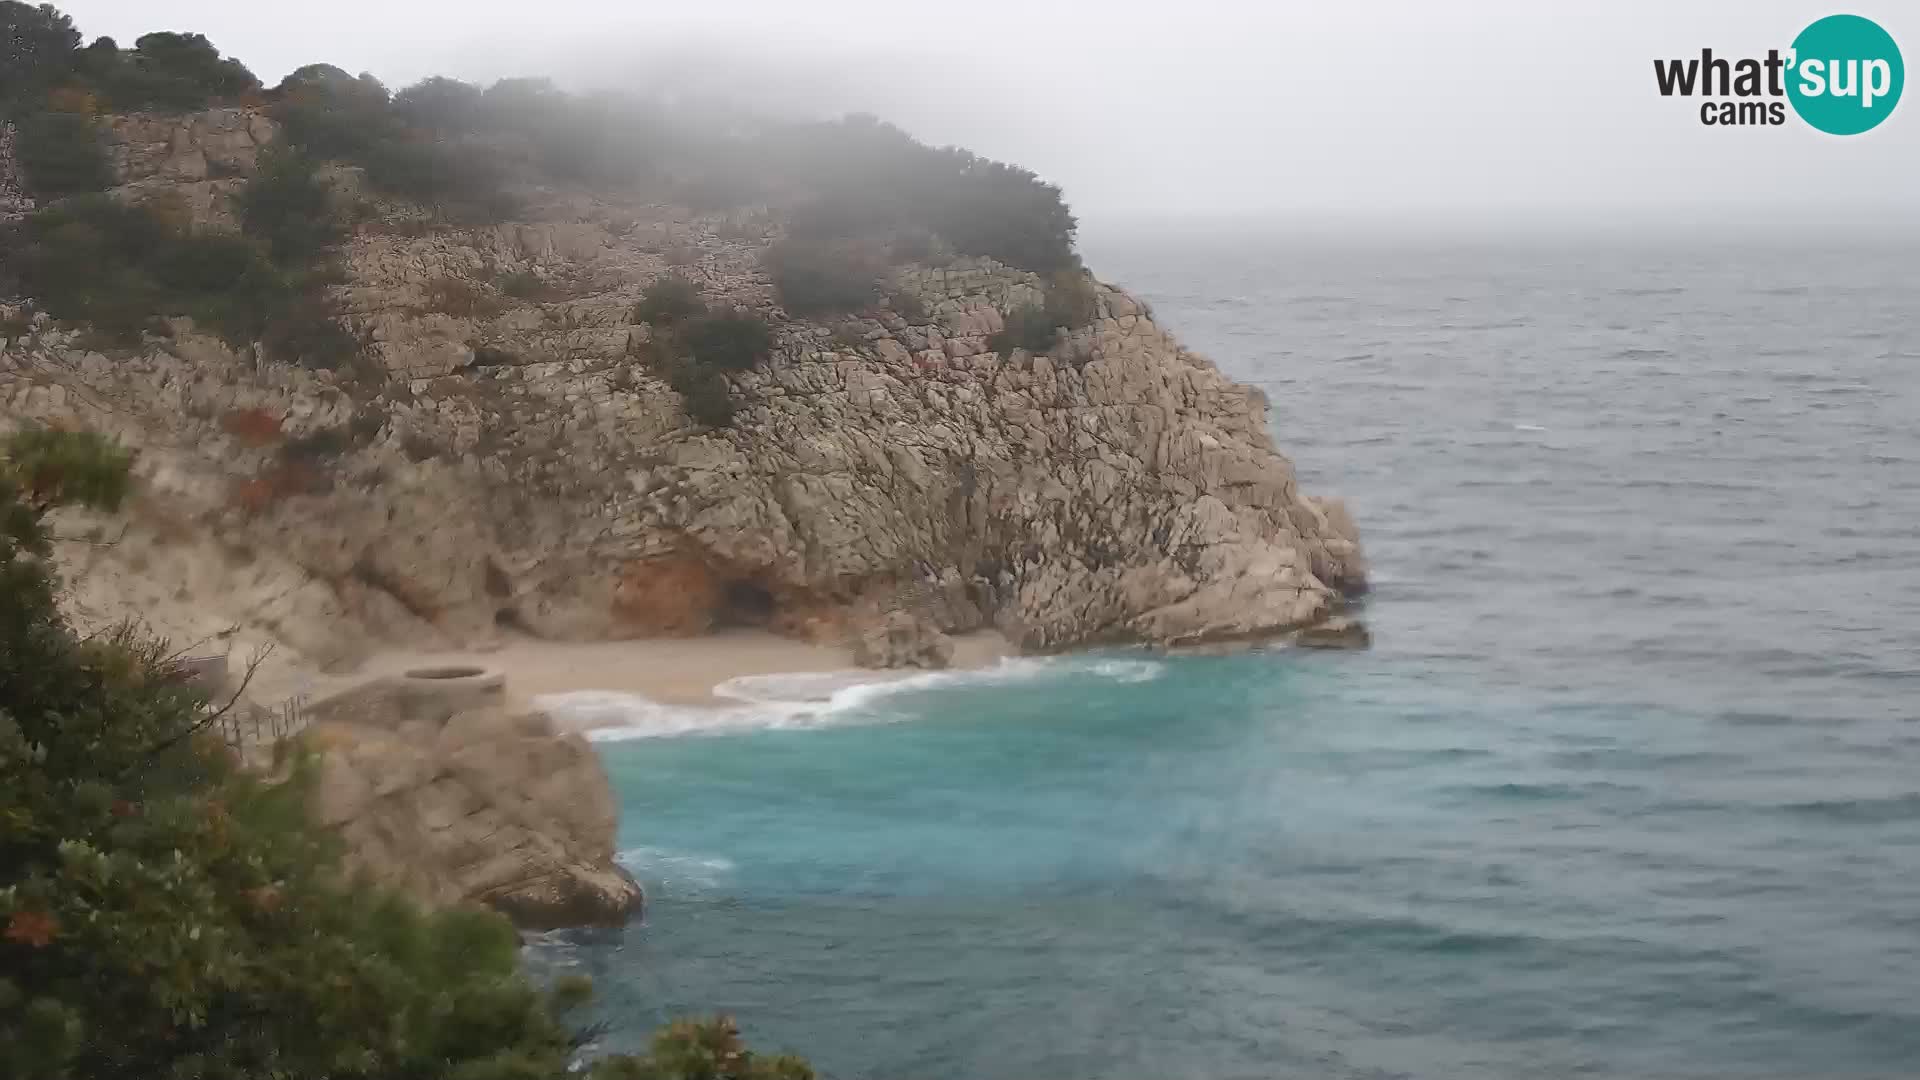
[535,226,1920,1079]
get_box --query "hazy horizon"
[49,1,1920,229]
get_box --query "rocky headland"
[2,100,1366,927]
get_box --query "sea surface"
[533,226,1920,1079]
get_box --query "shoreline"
[262,629,1015,713]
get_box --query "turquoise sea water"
[535,228,1920,1079]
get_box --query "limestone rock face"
[302,670,642,929]
[2,109,1368,663]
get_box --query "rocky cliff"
[2,107,1367,672]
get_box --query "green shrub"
[424,276,505,319]
[669,361,735,428]
[270,64,391,160]
[989,305,1057,355]
[685,308,772,372]
[885,290,927,322]
[13,110,112,199]
[765,238,880,316]
[279,424,350,463]
[392,75,485,134]
[472,343,521,366]
[634,275,705,326]
[985,272,1097,356]
[0,2,82,108]
[498,270,548,300]
[1042,268,1098,330]
[239,146,341,267]
[888,227,936,265]
[260,291,359,370]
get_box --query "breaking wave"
[535,655,1165,741]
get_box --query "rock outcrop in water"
[299,668,642,929]
[1,106,1367,671]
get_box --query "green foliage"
[392,75,485,134]
[987,272,1097,356]
[0,2,82,109]
[270,64,389,160]
[258,291,358,370]
[278,425,350,463]
[584,1017,814,1080]
[271,66,512,218]
[761,113,1078,272]
[2,196,281,346]
[667,360,736,429]
[634,275,705,327]
[988,304,1057,355]
[6,5,1078,271]
[684,309,772,372]
[1,427,130,519]
[424,276,506,320]
[765,238,880,316]
[1041,268,1098,330]
[885,290,927,322]
[0,10,254,116]
[13,110,111,198]
[0,429,809,1079]
[238,145,340,267]
[3,108,356,359]
[88,31,258,111]
[498,272,548,301]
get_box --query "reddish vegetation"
[227,462,327,513]
[220,407,284,447]
[228,475,276,514]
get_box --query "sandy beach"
[254,629,1014,711]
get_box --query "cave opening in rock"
[716,579,776,627]
[495,607,534,635]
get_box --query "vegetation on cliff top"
[2,0,1088,402]
[3,1,1078,259]
[0,426,812,1078]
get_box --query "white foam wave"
[617,845,737,890]
[536,654,1165,741]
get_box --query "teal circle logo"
[1786,14,1904,134]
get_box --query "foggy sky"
[53,1,1920,230]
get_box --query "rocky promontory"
[2,105,1366,675]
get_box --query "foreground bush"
[238,146,340,267]
[988,271,1099,356]
[3,197,275,346]
[0,428,807,1079]
[685,309,772,372]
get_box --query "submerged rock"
[1294,616,1372,650]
